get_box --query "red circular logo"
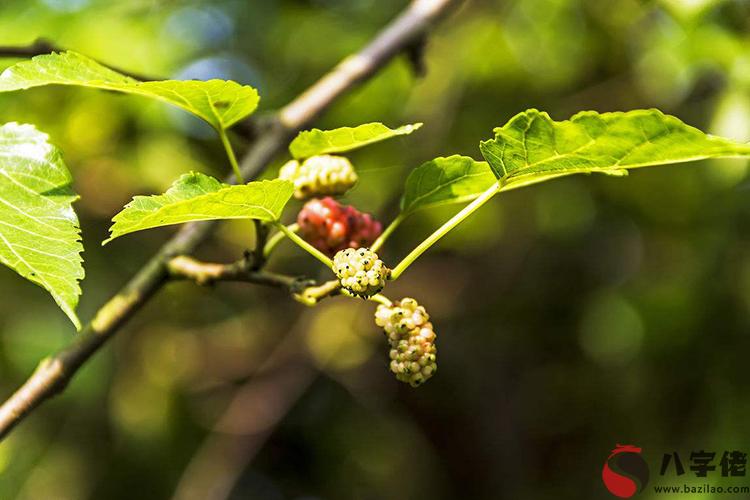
[602,444,650,498]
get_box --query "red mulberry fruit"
[297,197,382,256]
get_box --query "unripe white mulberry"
[375,298,437,387]
[279,155,358,199]
[333,248,388,298]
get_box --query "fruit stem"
[294,279,341,306]
[390,181,500,280]
[219,128,244,183]
[371,213,405,252]
[263,223,299,257]
[369,294,393,307]
[274,222,333,269]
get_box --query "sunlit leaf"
[0,123,83,329]
[401,155,496,214]
[0,51,259,130]
[480,109,750,182]
[105,173,293,244]
[289,122,422,159]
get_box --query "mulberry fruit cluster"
[298,197,383,256]
[375,298,437,387]
[279,155,358,199]
[333,248,388,298]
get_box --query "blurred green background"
[2,0,750,498]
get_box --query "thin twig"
[0,39,61,58]
[0,38,157,81]
[167,255,310,291]
[0,0,459,440]
[168,253,340,308]
[251,220,269,270]
[294,279,342,306]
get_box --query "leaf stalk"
[390,181,500,280]
[219,128,244,183]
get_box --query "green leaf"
[289,122,422,159]
[0,123,84,329]
[0,51,259,131]
[105,173,294,244]
[480,109,750,182]
[401,155,496,214]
